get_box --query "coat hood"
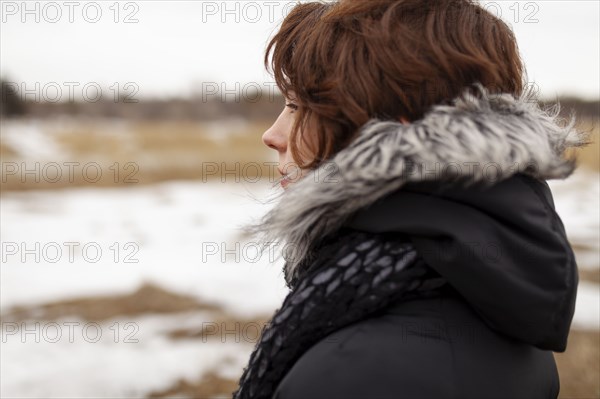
[250,83,589,351]
[346,174,578,352]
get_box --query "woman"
[233,0,589,398]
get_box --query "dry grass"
[568,118,599,172]
[0,283,226,323]
[556,329,600,399]
[2,117,596,192]
[147,370,239,399]
[579,268,600,284]
[167,314,270,342]
[0,141,18,158]
[0,120,277,191]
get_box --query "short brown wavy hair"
[265,0,526,169]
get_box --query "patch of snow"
[572,281,600,330]
[0,119,70,160]
[547,169,600,269]
[0,311,254,398]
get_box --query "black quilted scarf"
[232,227,450,399]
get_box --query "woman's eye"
[286,103,299,111]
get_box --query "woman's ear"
[399,117,410,124]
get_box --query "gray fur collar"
[250,83,589,284]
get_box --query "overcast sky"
[1,0,598,100]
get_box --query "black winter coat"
[272,174,573,399]
[242,85,586,399]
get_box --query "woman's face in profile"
[262,94,410,190]
[262,94,308,189]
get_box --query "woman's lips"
[278,168,291,189]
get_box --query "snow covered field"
[0,180,289,313]
[0,166,598,397]
[0,180,289,398]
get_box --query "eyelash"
[286,103,299,111]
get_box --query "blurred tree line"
[0,78,284,121]
[0,78,27,117]
[1,77,597,122]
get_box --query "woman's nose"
[262,126,287,153]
